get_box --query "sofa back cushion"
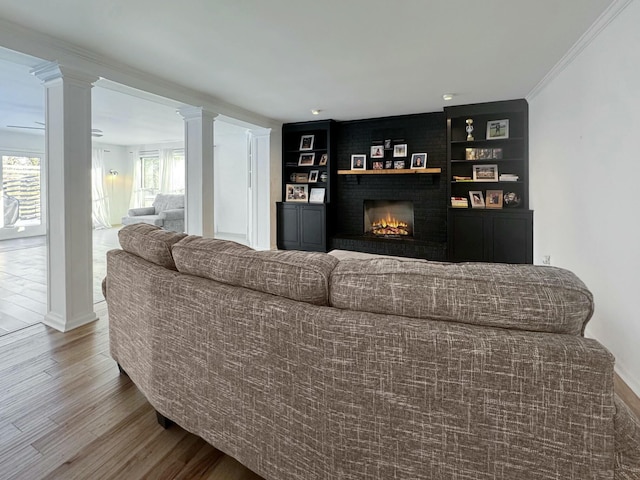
[330,258,594,335]
[153,193,184,214]
[118,223,187,270]
[172,237,339,305]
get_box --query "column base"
[43,310,99,332]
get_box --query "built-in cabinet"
[277,120,335,252]
[445,99,533,264]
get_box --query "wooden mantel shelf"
[337,168,441,175]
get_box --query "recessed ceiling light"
[442,94,454,101]
[311,109,321,115]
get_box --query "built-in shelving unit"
[337,168,441,175]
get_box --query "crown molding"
[0,17,280,130]
[527,0,634,100]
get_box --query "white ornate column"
[178,106,217,236]
[33,62,99,332]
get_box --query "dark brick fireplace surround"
[330,112,448,260]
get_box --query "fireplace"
[363,200,414,237]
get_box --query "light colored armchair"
[121,193,185,232]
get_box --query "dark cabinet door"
[277,203,327,252]
[448,209,533,264]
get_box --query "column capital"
[178,105,218,122]
[31,61,99,87]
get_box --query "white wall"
[0,130,45,153]
[96,143,130,225]
[528,0,640,395]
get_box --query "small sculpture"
[465,119,474,141]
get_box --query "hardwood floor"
[0,303,264,480]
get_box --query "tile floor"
[0,227,121,336]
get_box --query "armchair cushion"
[159,208,185,221]
[153,193,184,214]
[127,206,155,217]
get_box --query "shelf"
[285,148,328,154]
[285,164,328,168]
[338,168,441,175]
[451,158,523,163]
[451,181,523,184]
[450,137,525,145]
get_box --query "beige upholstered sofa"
[106,224,640,480]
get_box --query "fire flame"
[371,212,410,236]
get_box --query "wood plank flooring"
[0,303,264,480]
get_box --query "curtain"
[159,148,185,194]
[129,149,145,208]
[91,147,112,229]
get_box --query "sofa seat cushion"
[330,258,594,335]
[118,224,187,270]
[172,237,339,305]
[121,215,165,227]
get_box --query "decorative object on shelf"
[485,190,503,209]
[486,119,509,140]
[384,139,392,150]
[469,191,485,208]
[309,187,325,203]
[320,171,328,182]
[372,161,384,170]
[451,196,469,208]
[465,118,474,141]
[393,144,407,157]
[499,173,519,182]
[384,160,393,169]
[291,172,309,183]
[351,154,367,170]
[309,170,319,183]
[370,146,384,158]
[503,191,522,208]
[453,175,472,182]
[394,160,405,169]
[298,153,315,166]
[410,153,427,169]
[319,153,328,166]
[285,184,308,202]
[299,134,314,151]
[466,148,503,160]
[472,164,499,182]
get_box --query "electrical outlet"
[542,255,551,265]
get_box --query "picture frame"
[384,139,392,150]
[372,161,384,170]
[370,145,385,158]
[309,187,325,203]
[485,189,503,209]
[308,170,319,183]
[472,164,498,182]
[351,154,367,170]
[293,172,308,183]
[394,160,405,169]
[298,153,315,166]
[469,191,485,208]
[385,160,393,169]
[286,184,308,202]
[486,119,509,140]
[410,153,427,169]
[299,134,314,151]
[318,153,328,166]
[393,144,407,158]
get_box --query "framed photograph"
[370,145,385,158]
[472,164,498,182]
[394,160,405,169]
[351,154,367,170]
[299,134,314,151]
[384,139,392,150]
[308,170,319,183]
[469,191,485,208]
[410,153,427,169]
[486,190,504,209]
[318,153,328,166]
[298,153,315,166]
[286,184,308,202]
[393,144,407,158]
[293,172,308,183]
[372,161,384,170]
[465,148,477,160]
[309,187,325,203]
[486,119,509,140]
[385,160,393,169]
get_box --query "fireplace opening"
[363,200,414,238]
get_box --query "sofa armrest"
[614,394,640,479]
[127,206,156,217]
[159,208,184,221]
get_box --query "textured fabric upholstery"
[121,194,185,232]
[172,236,338,305]
[118,223,186,270]
[330,258,593,335]
[106,233,640,480]
[153,193,184,214]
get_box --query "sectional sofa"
[105,224,640,480]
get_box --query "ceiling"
[0,0,615,144]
